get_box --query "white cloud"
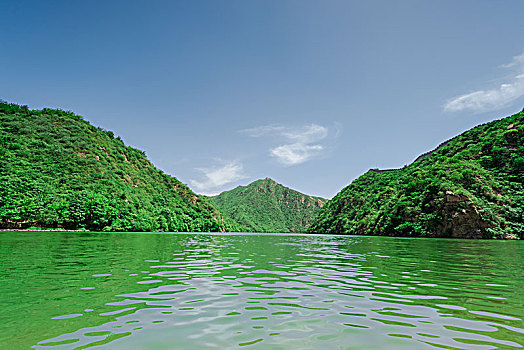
[241,124,330,166]
[190,161,247,194]
[281,124,328,143]
[501,52,524,69]
[445,51,524,113]
[240,125,286,137]
[271,143,324,166]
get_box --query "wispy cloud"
[270,143,324,165]
[444,51,524,113]
[241,124,330,166]
[190,161,247,194]
[241,125,286,137]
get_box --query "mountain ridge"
[2,100,522,238]
[210,177,327,233]
[309,110,524,239]
[0,101,244,232]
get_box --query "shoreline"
[0,229,89,232]
[1,229,520,240]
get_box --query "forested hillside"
[309,111,524,239]
[0,101,244,232]
[210,178,327,233]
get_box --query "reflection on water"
[0,232,523,349]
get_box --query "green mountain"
[210,178,327,233]
[0,101,244,232]
[309,111,524,239]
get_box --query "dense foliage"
[210,178,327,233]
[0,101,244,232]
[309,111,524,239]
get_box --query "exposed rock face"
[436,191,490,239]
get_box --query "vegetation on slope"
[210,178,327,233]
[0,101,244,232]
[309,111,524,239]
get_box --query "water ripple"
[0,232,522,349]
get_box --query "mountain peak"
[210,178,327,233]
[253,177,277,185]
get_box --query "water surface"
[1,232,523,349]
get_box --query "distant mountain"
[210,178,327,233]
[0,101,244,232]
[309,110,524,239]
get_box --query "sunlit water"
[0,232,523,349]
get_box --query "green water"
[0,232,523,349]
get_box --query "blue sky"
[2,0,524,198]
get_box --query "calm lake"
[1,232,523,349]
